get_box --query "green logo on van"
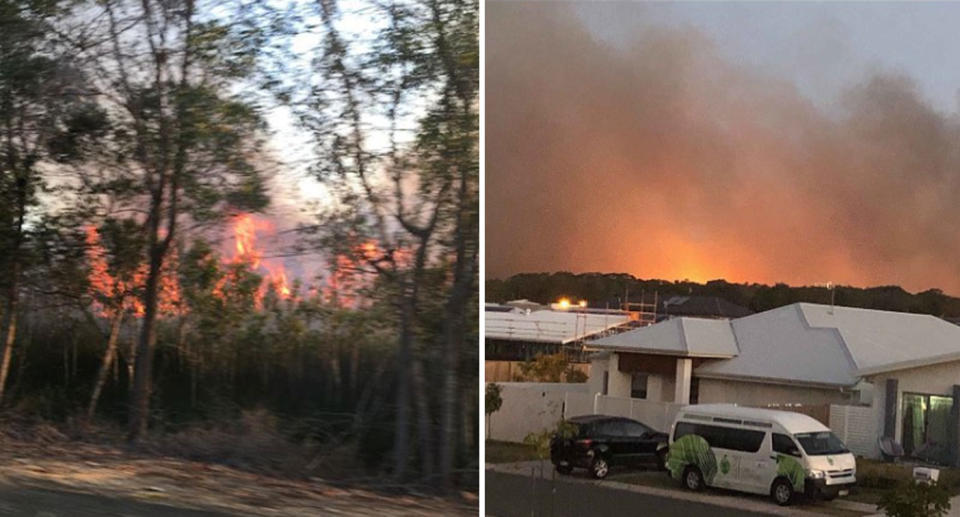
[776,454,806,492]
[720,455,730,475]
[667,434,718,483]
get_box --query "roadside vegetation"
[850,458,960,506]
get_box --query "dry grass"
[0,411,476,516]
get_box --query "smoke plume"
[486,2,960,294]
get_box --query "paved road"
[0,485,235,517]
[487,470,775,517]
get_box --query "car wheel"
[656,448,668,471]
[555,464,573,475]
[590,456,609,479]
[682,466,704,491]
[771,478,794,506]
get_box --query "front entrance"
[901,393,953,463]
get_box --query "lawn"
[485,440,540,464]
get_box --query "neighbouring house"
[485,302,632,382]
[598,294,753,321]
[584,302,960,465]
[658,295,754,321]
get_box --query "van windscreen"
[794,431,848,456]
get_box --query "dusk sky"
[486,1,960,294]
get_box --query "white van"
[666,404,856,506]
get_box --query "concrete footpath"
[488,461,878,516]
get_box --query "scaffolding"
[621,289,658,326]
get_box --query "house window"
[901,393,953,461]
[602,371,609,395]
[690,377,700,404]
[631,373,648,399]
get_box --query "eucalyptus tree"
[296,0,477,485]
[65,0,274,439]
[0,0,103,403]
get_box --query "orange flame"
[228,213,293,304]
[85,226,182,319]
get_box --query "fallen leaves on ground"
[0,440,476,516]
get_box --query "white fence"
[829,404,880,459]
[486,383,681,443]
[486,383,587,443]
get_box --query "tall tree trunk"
[440,161,476,487]
[411,357,434,482]
[393,238,430,482]
[189,341,197,409]
[349,340,360,404]
[0,180,25,404]
[329,339,341,407]
[0,276,18,405]
[128,245,163,441]
[88,312,124,420]
[462,386,474,461]
[126,332,137,393]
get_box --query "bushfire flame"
[85,226,182,318]
[229,213,293,304]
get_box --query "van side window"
[673,422,764,452]
[773,433,801,456]
[727,429,765,452]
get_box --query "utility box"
[913,466,940,484]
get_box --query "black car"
[549,415,669,479]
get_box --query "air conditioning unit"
[913,467,940,484]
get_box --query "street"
[0,485,233,517]
[486,469,775,517]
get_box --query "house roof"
[695,304,858,387]
[485,308,632,344]
[587,317,739,357]
[797,303,960,376]
[588,302,960,387]
[661,296,754,319]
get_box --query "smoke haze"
[486,2,960,294]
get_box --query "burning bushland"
[9,213,417,480]
[0,0,477,500]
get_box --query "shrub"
[877,480,951,517]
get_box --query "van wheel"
[590,456,609,479]
[682,466,704,491]
[771,478,794,506]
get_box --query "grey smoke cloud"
[486,2,960,294]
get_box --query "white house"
[485,303,632,381]
[585,302,960,464]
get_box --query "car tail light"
[576,439,592,448]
